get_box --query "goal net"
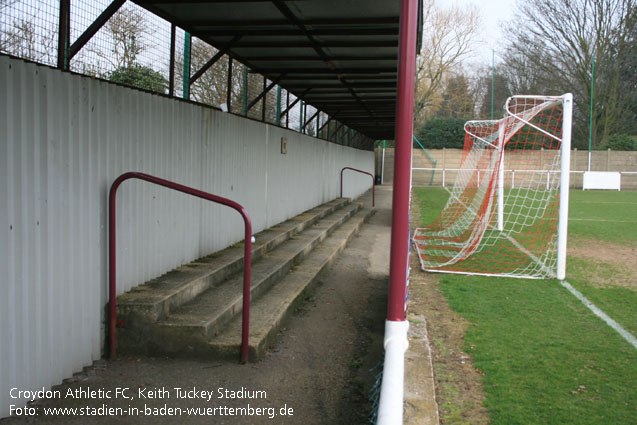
[413,94,573,279]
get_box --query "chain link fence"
[1,0,373,147]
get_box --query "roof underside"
[134,0,414,140]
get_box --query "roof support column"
[242,65,248,116]
[183,32,191,100]
[226,58,233,111]
[319,117,331,134]
[261,76,267,121]
[331,122,344,143]
[57,0,70,70]
[276,87,282,126]
[302,109,319,132]
[168,23,176,96]
[285,90,290,128]
[298,100,304,132]
[378,0,418,423]
[388,0,418,322]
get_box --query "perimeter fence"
[0,0,372,148]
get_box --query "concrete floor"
[1,185,438,425]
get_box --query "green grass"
[566,190,637,336]
[567,257,637,336]
[412,186,637,425]
[440,275,636,425]
[568,190,637,245]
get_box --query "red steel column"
[387,0,418,321]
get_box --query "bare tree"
[504,0,636,147]
[1,2,57,65]
[176,38,244,109]
[414,0,481,127]
[435,72,476,119]
[89,5,150,70]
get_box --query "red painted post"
[109,172,252,362]
[340,166,375,207]
[387,0,418,322]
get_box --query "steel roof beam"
[258,67,396,74]
[271,0,378,120]
[247,55,397,62]
[189,35,241,85]
[231,40,398,48]
[197,28,399,37]
[69,0,126,60]
[246,74,286,111]
[182,17,399,26]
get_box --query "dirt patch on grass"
[409,201,488,425]
[568,238,637,289]
[408,258,489,425]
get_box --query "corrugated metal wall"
[0,55,374,417]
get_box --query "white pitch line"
[576,201,637,205]
[569,218,637,223]
[560,280,637,350]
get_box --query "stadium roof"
[134,0,422,140]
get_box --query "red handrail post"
[339,166,375,207]
[108,172,252,363]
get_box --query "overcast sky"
[440,0,518,66]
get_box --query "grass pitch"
[412,186,637,425]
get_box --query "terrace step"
[149,202,362,351]
[116,197,351,326]
[209,206,374,361]
[117,198,374,359]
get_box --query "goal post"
[556,93,573,280]
[413,93,573,280]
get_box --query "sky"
[439,0,518,66]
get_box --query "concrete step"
[116,198,351,326]
[208,206,374,361]
[146,202,363,355]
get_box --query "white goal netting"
[413,94,572,279]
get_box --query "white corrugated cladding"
[0,55,374,417]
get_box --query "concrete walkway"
[2,185,438,424]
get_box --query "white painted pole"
[497,123,505,231]
[557,93,573,280]
[377,320,409,425]
[512,170,515,189]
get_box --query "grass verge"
[412,186,637,424]
[439,274,636,425]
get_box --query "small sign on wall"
[281,137,287,154]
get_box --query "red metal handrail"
[340,166,375,207]
[109,172,252,363]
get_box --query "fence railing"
[412,135,437,185]
[0,0,374,150]
[340,167,375,206]
[109,172,253,362]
